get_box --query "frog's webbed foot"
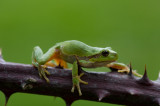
[71,73,88,96]
[32,62,50,83]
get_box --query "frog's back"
[59,40,101,57]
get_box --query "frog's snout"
[110,52,118,60]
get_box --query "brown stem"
[0,52,160,106]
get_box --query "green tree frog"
[32,40,141,96]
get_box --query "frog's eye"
[102,50,109,57]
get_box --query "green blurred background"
[0,0,160,106]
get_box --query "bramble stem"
[0,54,160,106]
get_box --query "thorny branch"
[0,50,160,106]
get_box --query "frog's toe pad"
[71,84,82,96]
[71,85,75,93]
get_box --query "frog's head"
[89,47,118,63]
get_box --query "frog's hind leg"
[107,62,142,77]
[32,46,53,83]
[44,61,56,67]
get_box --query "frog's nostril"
[113,53,118,59]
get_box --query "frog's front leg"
[107,62,142,77]
[71,61,88,96]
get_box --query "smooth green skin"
[32,40,119,96]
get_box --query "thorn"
[62,96,75,106]
[137,64,152,86]
[96,90,110,101]
[5,95,10,106]
[2,90,14,106]
[142,64,150,81]
[55,62,64,69]
[128,62,132,76]
[144,64,147,78]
